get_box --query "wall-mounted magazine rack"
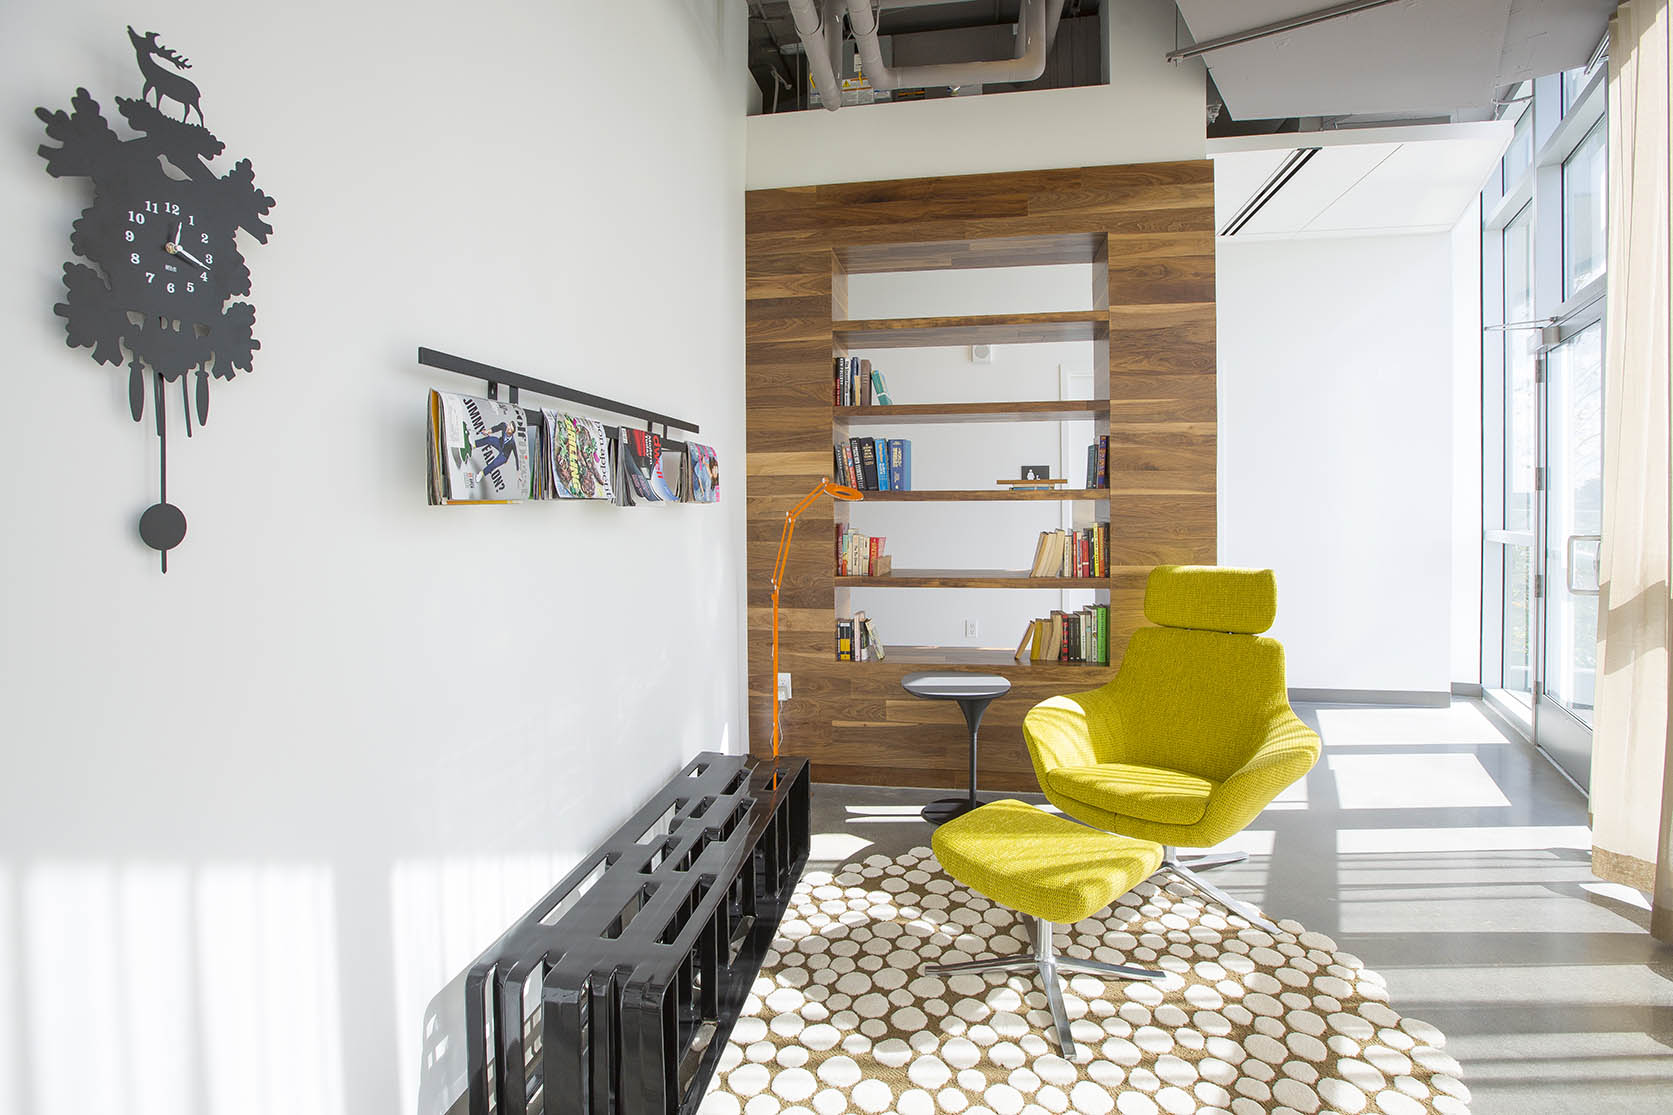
[420,347,717,505]
[419,346,700,446]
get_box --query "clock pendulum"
[36,26,275,572]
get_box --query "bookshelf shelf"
[838,569,1110,589]
[833,310,1109,350]
[868,646,1107,668]
[856,488,1109,502]
[834,400,1107,426]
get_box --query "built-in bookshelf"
[745,161,1218,792]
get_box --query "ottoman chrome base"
[926,914,1163,1059]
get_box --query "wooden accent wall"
[745,162,1217,791]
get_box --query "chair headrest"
[1144,566,1277,634]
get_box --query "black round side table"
[901,671,1012,825]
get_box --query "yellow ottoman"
[928,799,1167,1059]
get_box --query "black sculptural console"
[464,753,811,1115]
[36,26,276,570]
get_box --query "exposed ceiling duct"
[847,0,1066,92]
[786,0,847,111]
[782,0,1068,110]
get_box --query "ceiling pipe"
[846,0,1065,93]
[787,0,848,110]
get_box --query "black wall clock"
[36,26,276,571]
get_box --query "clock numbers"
[166,282,175,293]
[142,200,182,216]
[127,211,145,225]
[204,253,213,265]
[125,230,135,242]
[130,252,140,264]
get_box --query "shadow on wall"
[0,852,595,1115]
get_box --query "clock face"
[82,171,236,324]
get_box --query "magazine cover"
[544,410,614,500]
[429,389,530,503]
[623,430,664,502]
[650,439,681,502]
[686,441,720,503]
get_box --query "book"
[428,389,531,504]
[887,439,905,490]
[1015,620,1035,661]
[871,368,893,406]
[859,358,872,407]
[874,438,890,490]
[897,439,912,490]
[865,617,886,660]
[1028,531,1051,576]
[836,619,854,661]
[1097,435,1109,488]
[857,438,880,490]
[1086,443,1098,488]
[854,610,871,660]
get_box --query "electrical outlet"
[963,619,980,639]
[777,673,793,701]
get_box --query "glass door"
[1534,320,1604,785]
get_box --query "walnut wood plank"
[854,488,1112,502]
[745,159,1217,789]
[835,569,1115,589]
[833,310,1109,349]
[834,400,1107,426]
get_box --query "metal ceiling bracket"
[1167,0,1405,63]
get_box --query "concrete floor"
[805,700,1673,1115]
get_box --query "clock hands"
[164,231,210,272]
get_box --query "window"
[1503,205,1537,533]
[1501,93,1534,190]
[1564,120,1607,298]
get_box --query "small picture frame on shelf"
[1020,465,1050,481]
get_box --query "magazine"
[686,441,720,503]
[622,430,666,502]
[544,410,614,500]
[428,389,530,503]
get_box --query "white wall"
[745,0,1205,188]
[1451,199,1484,687]
[1218,234,1459,695]
[0,4,748,1115]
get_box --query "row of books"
[426,389,719,506]
[835,437,913,491]
[1027,524,1110,578]
[836,612,886,661]
[1084,436,1110,489]
[836,525,891,577]
[835,356,893,406]
[1015,605,1110,665]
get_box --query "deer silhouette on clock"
[36,26,276,571]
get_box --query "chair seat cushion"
[931,799,1163,924]
[1047,763,1217,827]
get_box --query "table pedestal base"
[922,796,984,825]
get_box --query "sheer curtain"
[1592,0,1673,940]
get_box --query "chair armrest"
[1022,687,1122,780]
[1207,707,1322,836]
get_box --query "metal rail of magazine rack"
[418,346,701,448]
[460,753,810,1115]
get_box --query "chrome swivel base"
[924,914,1163,1059]
[1161,846,1279,933]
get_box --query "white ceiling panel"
[1238,144,1399,236]
[1307,131,1513,232]
[1210,122,1512,239]
[1212,147,1290,226]
[1176,0,1613,120]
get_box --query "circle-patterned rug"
[699,847,1469,1115]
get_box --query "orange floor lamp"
[771,478,864,759]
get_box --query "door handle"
[1566,534,1602,596]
